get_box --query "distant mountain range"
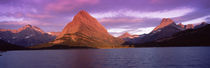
[0,10,210,50]
[118,32,139,39]
[0,24,56,47]
[136,24,210,47]
[124,18,209,46]
[124,18,185,44]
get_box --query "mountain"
[194,22,208,29]
[138,24,210,46]
[152,18,176,31]
[178,22,208,30]
[17,24,45,33]
[178,23,185,29]
[131,18,184,44]
[185,24,194,29]
[0,40,26,51]
[32,10,123,48]
[118,32,132,39]
[0,24,56,47]
[152,18,184,32]
[118,32,140,42]
[118,32,137,44]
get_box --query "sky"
[0,0,210,36]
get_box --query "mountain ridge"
[0,24,56,47]
[32,10,124,48]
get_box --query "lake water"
[1,47,210,68]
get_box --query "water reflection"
[1,47,210,68]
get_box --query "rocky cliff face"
[152,18,175,32]
[0,24,56,47]
[51,10,123,48]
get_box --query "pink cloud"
[150,0,161,3]
[26,13,55,19]
[45,0,99,12]
[124,7,194,18]
[0,19,62,27]
[0,20,41,26]
[182,15,210,25]
[14,13,24,18]
[0,16,24,22]
[149,0,177,4]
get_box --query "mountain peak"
[78,10,89,14]
[60,10,106,35]
[201,22,207,25]
[160,18,174,25]
[194,22,208,29]
[18,24,45,33]
[24,24,32,28]
[152,18,175,31]
[118,32,131,38]
[178,23,185,28]
[185,24,194,29]
[73,10,93,20]
[124,32,130,35]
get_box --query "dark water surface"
[1,47,210,68]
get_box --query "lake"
[1,47,210,68]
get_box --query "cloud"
[182,15,210,24]
[0,20,41,26]
[0,18,63,26]
[91,11,119,19]
[99,18,144,23]
[206,17,210,23]
[1,0,209,35]
[45,0,99,12]
[108,28,131,33]
[124,7,195,18]
[129,27,155,35]
[26,13,55,19]
[107,26,155,37]
[90,7,194,19]
[107,28,132,37]
[0,16,24,22]
[150,0,160,3]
